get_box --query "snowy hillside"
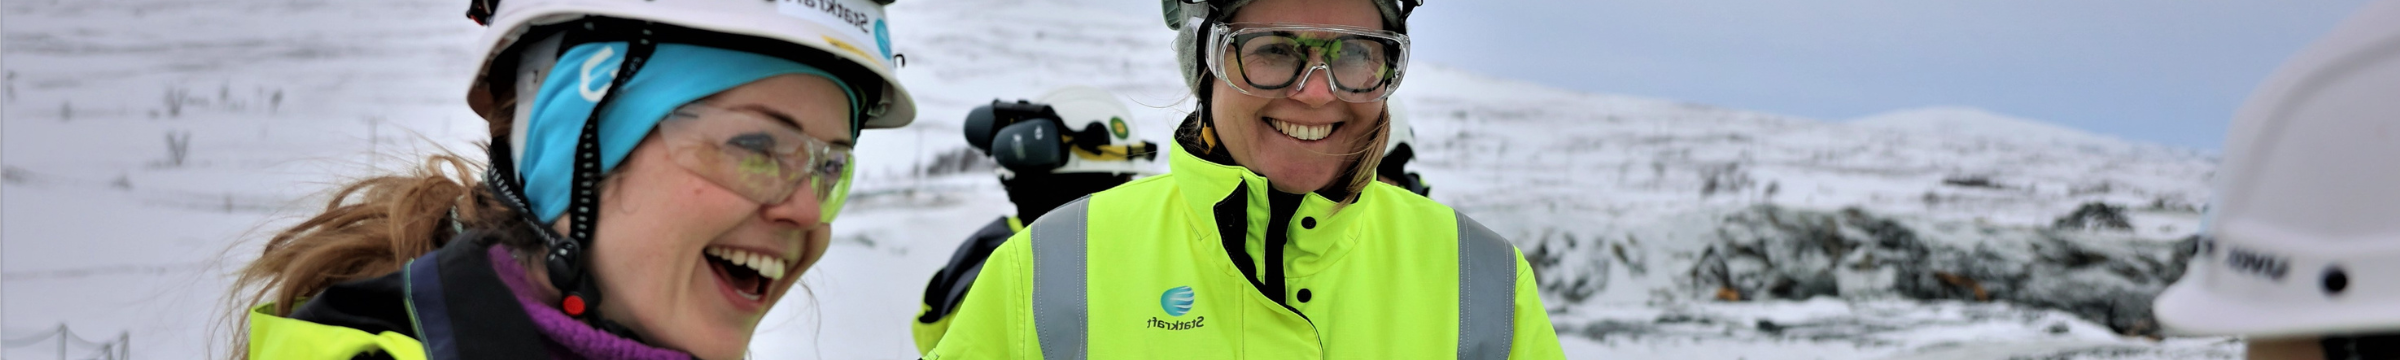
[3,0,2225,359]
[1388,62,2223,358]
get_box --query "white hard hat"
[462,0,915,130]
[1036,85,1159,175]
[2154,0,2400,338]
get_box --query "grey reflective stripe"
[1032,198,1093,360]
[1456,212,1515,359]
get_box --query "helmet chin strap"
[555,18,656,340]
[484,18,660,342]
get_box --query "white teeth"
[1269,119,1332,141]
[706,246,790,281]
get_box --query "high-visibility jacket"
[927,143,1564,359]
[246,234,567,360]
[249,305,429,360]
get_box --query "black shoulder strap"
[404,233,547,360]
[918,217,1020,323]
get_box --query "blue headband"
[519,42,857,223]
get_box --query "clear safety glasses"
[657,103,854,221]
[1207,23,1411,103]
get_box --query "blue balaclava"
[518,42,857,223]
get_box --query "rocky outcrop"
[1681,205,2192,337]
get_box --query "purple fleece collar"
[486,245,693,360]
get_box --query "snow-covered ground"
[3,0,2230,358]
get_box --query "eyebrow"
[731,103,855,148]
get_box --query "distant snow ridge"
[1852,107,2119,145]
[1397,64,2219,357]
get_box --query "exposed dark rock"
[2054,202,2134,231]
[1686,205,2186,337]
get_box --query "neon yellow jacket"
[928,143,1564,359]
[248,304,428,360]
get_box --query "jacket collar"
[1167,142,1364,279]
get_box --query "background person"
[912,85,1160,354]
[1376,100,1430,196]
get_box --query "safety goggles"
[657,103,855,222]
[1207,23,1411,103]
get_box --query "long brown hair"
[221,113,543,357]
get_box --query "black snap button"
[1296,288,1313,303]
[1301,217,1317,229]
[2324,267,2349,295]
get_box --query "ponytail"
[223,149,541,358]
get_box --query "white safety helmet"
[1037,85,1159,176]
[2153,0,2400,338]
[462,0,915,130]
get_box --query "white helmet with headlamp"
[962,86,1159,177]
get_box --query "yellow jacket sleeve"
[912,303,951,355]
[247,305,426,360]
[926,232,1039,359]
[1511,253,1568,359]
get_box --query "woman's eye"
[1251,43,1302,58]
[1339,46,1374,60]
[727,133,778,153]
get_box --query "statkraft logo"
[1146,286,1205,330]
[1160,286,1195,316]
[873,19,891,60]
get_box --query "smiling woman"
[922,0,1566,358]
[223,0,915,359]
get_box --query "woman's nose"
[758,186,825,228]
[1287,65,1340,107]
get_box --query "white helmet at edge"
[2153,0,2400,338]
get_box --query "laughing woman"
[227,0,916,359]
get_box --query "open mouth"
[1267,117,1339,142]
[704,246,788,302]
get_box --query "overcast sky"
[1099,1,2377,150]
